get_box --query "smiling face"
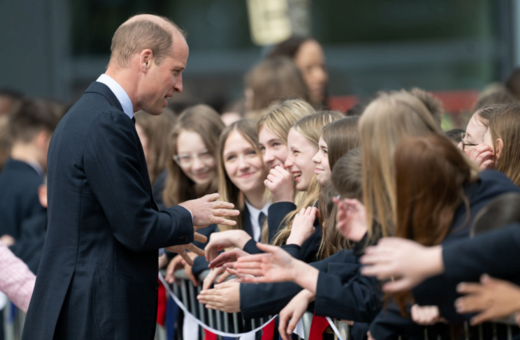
[223,131,267,194]
[176,130,217,187]
[312,137,331,185]
[461,115,488,153]
[258,126,289,169]
[285,128,318,191]
[138,31,189,115]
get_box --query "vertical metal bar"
[188,281,198,318]
[251,318,256,330]
[424,327,429,340]
[260,317,264,326]
[216,309,222,331]
[479,324,483,340]
[223,311,229,334]
[233,313,239,334]
[208,307,215,329]
[346,324,350,340]
[464,322,470,340]
[507,325,513,340]
[493,323,497,340]
[180,280,189,310]
[173,281,179,297]
[197,286,205,324]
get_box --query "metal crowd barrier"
[2,302,25,340]
[168,269,519,340]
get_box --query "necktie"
[258,211,266,227]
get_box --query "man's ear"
[495,138,504,160]
[139,49,153,72]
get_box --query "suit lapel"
[85,82,158,211]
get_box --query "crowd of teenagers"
[2,34,520,340]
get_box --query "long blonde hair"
[359,91,444,240]
[163,105,225,207]
[272,111,343,256]
[217,119,268,232]
[257,99,315,140]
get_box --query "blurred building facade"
[0,0,518,106]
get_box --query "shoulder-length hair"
[392,134,477,313]
[246,57,310,111]
[163,105,225,207]
[272,111,343,260]
[359,91,446,240]
[217,119,267,232]
[134,108,176,184]
[488,104,520,186]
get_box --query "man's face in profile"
[140,33,189,116]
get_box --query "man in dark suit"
[22,14,238,340]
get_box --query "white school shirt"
[244,200,271,242]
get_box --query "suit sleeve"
[84,111,193,252]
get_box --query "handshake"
[165,193,239,265]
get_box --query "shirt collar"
[96,74,134,119]
[26,160,44,177]
[244,200,271,222]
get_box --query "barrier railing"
[167,269,518,340]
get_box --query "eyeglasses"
[173,150,214,167]
[460,132,478,151]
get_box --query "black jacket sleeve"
[84,111,194,252]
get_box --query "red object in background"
[157,281,167,326]
[260,318,276,340]
[308,315,330,340]
[328,90,480,114]
[204,329,218,340]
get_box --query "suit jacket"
[0,159,45,239]
[22,82,194,340]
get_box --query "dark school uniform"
[0,159,46,239]
[9,212,47,274]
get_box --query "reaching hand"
[179,193,240,228]
[234,243,298,283]
[333,197,367,242]
[209,247,250,269]
[286,207,317,246]
[278,290,315,340]
[197,281,241,313]
[205,230,252,263]
[411,305,445,325]
[467,144,495,170]
[203,267,226,291]
[360,238,444,292]
[456,275,520,325]
[265,166,295,203]
[165,232,206,267]
[0,234,15,247]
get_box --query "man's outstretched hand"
[179,193,240,229]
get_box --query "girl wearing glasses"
[163,105,225,284]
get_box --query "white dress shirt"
[244,200,271,242]
[96,74,134,119]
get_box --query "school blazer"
[240,249,358,320]
[22,82,194,340]
[0,159,46,239]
